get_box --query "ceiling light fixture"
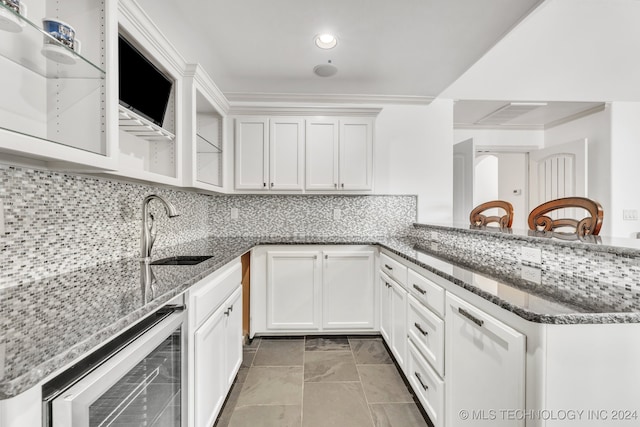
[315,33,337,49]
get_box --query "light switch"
[230,208,238,219]
[333,209,341,220]
[521,246,542,264]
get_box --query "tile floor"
[214,336,432,427]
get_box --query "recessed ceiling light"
[315,33,337,49]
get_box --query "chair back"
[469,200,514,228]
[528,197,603,236]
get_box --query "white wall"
[610,102,640,238]
[454,128,543,149]
[497,152,528,230]
[544,107,612,235]
[374,100,454,223]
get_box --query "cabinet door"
[322,250,375,329]
[379,274,392,342]
[224,287,243,387]
[306,119,339,190]
[269,117,304,190]
[193,304,227,427]
[267,251,321,330]
[339,118,373,190]
[389,278,408,371]
[235,117,269,189]
[446,293,526,427]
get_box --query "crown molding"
[454,123,545,131]
[228,105,382,117]
[118,0,187,76]
[225,92,434,105]
[184,64,231,114]
[544,103,607,130]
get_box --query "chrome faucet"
[140,194,179,261]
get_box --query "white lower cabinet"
[188,259,243,427]
[445,292,526,427]
[323,250,375,329]
[266,250,322,330]
[250,245,377,335]
[407,294,445,377]
[380,272,407,371]
[408,340,445,427]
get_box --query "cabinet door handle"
[412,284,426,295]
[341,183,344,188]
[224,309,230,316]
[414,372,428,391]
[414,322,428,336]
[270,182,274,188]
[385,281,390,288]
[334,183,338,188]
[384,264,393,271]
[263,182,266,188]
[458,307,484,327]
[229,305,233,312]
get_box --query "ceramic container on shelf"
[0,0,27,33]
[41,18,82,64]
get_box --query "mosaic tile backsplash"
[410,224,640,312]
[207,194,417,237]
[0,164,416,288]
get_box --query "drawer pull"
[224,304,234,316]
[414,372,428,391]
[384,264,393,271]
[385,281,391,288]
[414,322,428,336]
[459,307,484,327]
[412,284,426,295]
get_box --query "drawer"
[408,339,445,427]
[408,295,444,377]
[380,252,408,287]
[190,260,242,330]
[408,269,445,318]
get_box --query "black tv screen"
[118,35,173,127]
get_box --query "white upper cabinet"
[306,118,374,191]
[305,119,339,190]
[235,117,269,190]
[235,117,304,190]
[183,64,229,192]
[0,0,117,170]
[339,118,373,190]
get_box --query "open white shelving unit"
[0,0,117,170]
[111,0,184,186]
[183,63,229,192]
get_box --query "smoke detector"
[313,62,338,77]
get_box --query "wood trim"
[241,252,251,338]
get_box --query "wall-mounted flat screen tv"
[118,34,173,127]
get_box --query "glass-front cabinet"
[0,0,117,170]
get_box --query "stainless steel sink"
[150,255,213,266]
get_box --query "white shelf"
[118,105,175,142]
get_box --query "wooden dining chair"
[469,200,514,228]
[528,196,603,237]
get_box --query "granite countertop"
[2,235,639,399]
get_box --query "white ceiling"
[454,100,605,129]
[139,0,543,100]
